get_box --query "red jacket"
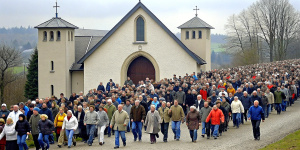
[205,108,225,125]
[199,89,208,100]
[0,124,6,145]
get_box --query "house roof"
[77,2,206,65]
[178,16,214,29]
[35,17,78,29]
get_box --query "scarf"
[67,116,71,121]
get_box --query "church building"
[35,2,214,98]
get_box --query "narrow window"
[51,61,54,70]
[43,31,47,41]
[50,31,54,41]
[186,31,189,39]
[198,31,202,39]
[57,31,61,41]
[192,31,196,39]
[68,31,70,41]
[136,17,145,41]
[71,31,73,41]
[51,85,54,96]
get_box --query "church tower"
[178,7,214,71]
[35,2,78,98]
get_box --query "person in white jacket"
[0,118,18,150]
[231,96,244,128]
[7,105,23,123]
[62,110,78,148]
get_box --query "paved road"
[52,100,300,150]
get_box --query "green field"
[261,129,300,150]
[8,66,27,74]
[211,43,225,52]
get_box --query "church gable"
[77,2,206,65]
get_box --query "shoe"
[214,137,217,139]
[174,136,176,139]
[99,142,103,145]
[123,141,126,147]
[84,141,87,143]
[73,142,76,146]
[139,139,142,142]
[257,137,260,141]
[156,134,159,138]
[220,133,222,136]
[193,141,196,143]
[207,136,210,139]
[68,146,71,148]
[236,126,239,129]
[88,144,92,146]
[64,143,68,146]
[108,134,111,137]
[57,145,61,148]
[114,146,119,149]
[164,140,167,142]
[151,141,154,144]
[176,139,179,141]
[233,125,236,127]
[134,138,137,142]
[201,134,205,138]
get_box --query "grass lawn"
[211,43,225,52]
[261,129,300,150]
[8,66,27,74]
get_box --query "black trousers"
[32,134,40,150]
[206,121,211,137]
[219,123,224,134]
[241,109,248,123]
[251,120,261,139]
[161,122,169,140]
[6,140,19,150]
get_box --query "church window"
[186,31,189,39]
[136,17,145,41]
[51,85,54,96]
[192,31,196,39]
[50,31,54,41]
[198,31,202,39]
[51,61,54,70]
[71,31,73,41]
[43,31,47,41]
[68,31,70,41]
[57,31,61,41]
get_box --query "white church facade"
[35,2,214,98]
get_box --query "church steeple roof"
[178,16,214,29]
[35,17,78,29]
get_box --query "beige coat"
[265,92,275,104]
[110,110,129,131]
[145,110,161,134]
[158,106,171,123]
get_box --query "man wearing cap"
[0,104,9,121]
[7,105,23,123]
[104,99,117,137]
[29,107,41,150]
[130,100,146,141]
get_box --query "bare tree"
[0,45,21,104]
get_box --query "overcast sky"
[1,0,300,34]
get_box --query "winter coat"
[199,89,208,100]
[51,107,59,120]
[280,88,290,101]
[84,110,100,125]
[7,110,23,123]
[38,119,54,135]
[54,113,66,128]
[97,110,109,127]
[219,106,228,121]
[195,100,205,111]
[145,110,161,134]
[0,109,10,121]
[62,115,78,130]
[200,106,212,122]
[15,115,30,135]
[164,94,174,103]
[205,108,225,125]
[29,114,41,135]
[130,105,146,122]
[27,110,33,121]
[110,110,129,131]
[74,111,85,129]
[185,94,195,106]
[186,110,201,130]
[250,95,263,106]
[248,105,265,121]
[158,106,171,123]
[240,96,252,110]
[104,104,117,122]
[0,124,5,145]
[0,123,17,141]
[39,108,53,121]
[169,105,185,122]
[261,96,269,106]
[175,91,186,104]
[274,91,285,103]
[221,101,231,113]
[231,100,244,113]
[123,104,132,118]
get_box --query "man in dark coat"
[74,106,88,142]
[69,93,78,103]
[38,103,54,144]
[97,82,105,92]
[216,100,227,136]
[0,104,10,121]
[240,91,252,124]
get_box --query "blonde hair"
[40,114,48,119]
[6,118,13,124]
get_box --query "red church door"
[127,56,155,85]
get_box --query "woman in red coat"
[199,86,208,101]
[0,118,5,150]
[205,105,224,139]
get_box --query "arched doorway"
[127,56,155,84]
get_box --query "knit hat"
[33,107,40,112]
[0,118,5,124]
[1,103,6,107]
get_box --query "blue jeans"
[86,124,96,144]
[127,122,131,132]
[171,121,181,139]
[211,125,219,137]
[201,122,206,135]
[132,121,142,140]
[115,130,126,147]
[275,103,282,114]
[38,133,49,149]
[282,100,287,111]
[232,113,241,127]
[108,122,112,136]
[189,129,197,141]
[17,134,28,150]
[66,129,74,146]
[262,105,267,118]
[266,104,271,118]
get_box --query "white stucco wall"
[71,71,84,94]
[83,8,198,93]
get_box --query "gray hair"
[135,100,140,103]
[243,91,248,94]
[150,105,156,109]
[107,99,112,103]
[190,106,196,110]
[78,106,82,109]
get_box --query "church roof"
[35,17,78,29]
[77,2,206,65]
[178,16,214,29]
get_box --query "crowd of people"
[0,59,299,150]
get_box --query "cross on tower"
[53,0,60,18]
[193,6,199,17]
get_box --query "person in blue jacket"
[248,100,265,141]
[19,102,29,116]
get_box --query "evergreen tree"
[24,48,38,100]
